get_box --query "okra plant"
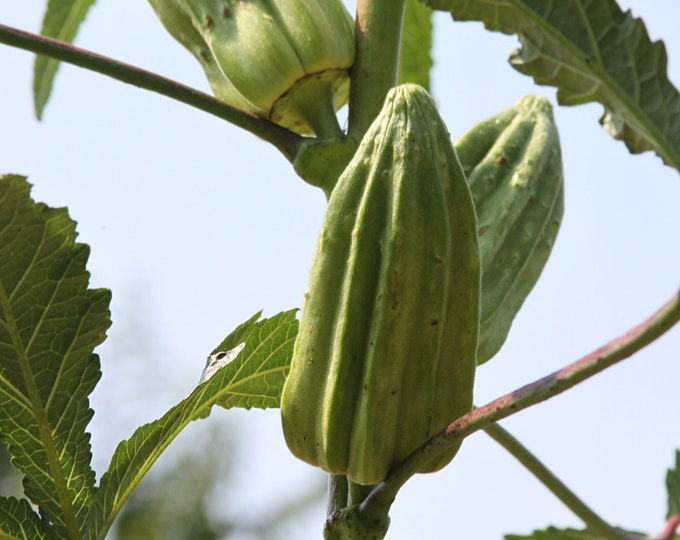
[0,1,679,539]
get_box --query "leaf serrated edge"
[88,310,298,540]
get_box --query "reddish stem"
[653,514,680,540]
[360,290,680,526]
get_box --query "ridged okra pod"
[454,95,564,364]
[281,84,480,485]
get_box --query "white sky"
[1,2,679,539]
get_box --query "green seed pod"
[281,84,480,485]
[147,0,355,136]
[454,95,564,365]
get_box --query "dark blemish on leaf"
[205,15,214,29]
[223,7,233,18]
[477,225,489,237]
[200,50,211,63]
[430,319,439,326]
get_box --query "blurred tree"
[111,423,325,540]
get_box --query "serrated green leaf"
[88,310,298,539]
[454,95,563,364]
[505,527,644,540]
[0,175,111,539]
[0,497,47,540]
[398,0,433,91]
[208,310,262,356]
[436,0,680,171]
[667,450,680,518]
[505,528,598,540]
[34,0,97,119]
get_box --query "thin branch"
[0,23,304,162]
[484,422,640,540]
[359,289,680,523]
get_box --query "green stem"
[484,422,640,540]
[0,281,80,540]
[657,515,680,540]
[0,23,304,162]
[359,289,680,522]
[348,481,375,507]
[327,475,349,516]
[347,0,406,140]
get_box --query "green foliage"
[34,0,97,118]
[91,309,297,538]
[441,0,680,170]
[398,0,433,90]
[667,450,680,518]
[504,527,650,540]
[0,176,298,538]
[505,528,605,540]
[0,174,110,539]
[503,448,680,539]
[0,497,48,539]
[111,427,239,540]
[208,310,263,357]
[2,0,679,538]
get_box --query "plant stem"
[0,23,304,162]
[0,280,80,540]
[347,0,406,140]
[359,289,680,522]
[327,475,349,516]
[348,481,375,507]
[656,514,680,540]
[484,422,640,540]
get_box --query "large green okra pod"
[281,84,480,485]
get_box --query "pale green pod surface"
[147,0,355,135]
[281,84,480,485]
[454,95,564,365]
